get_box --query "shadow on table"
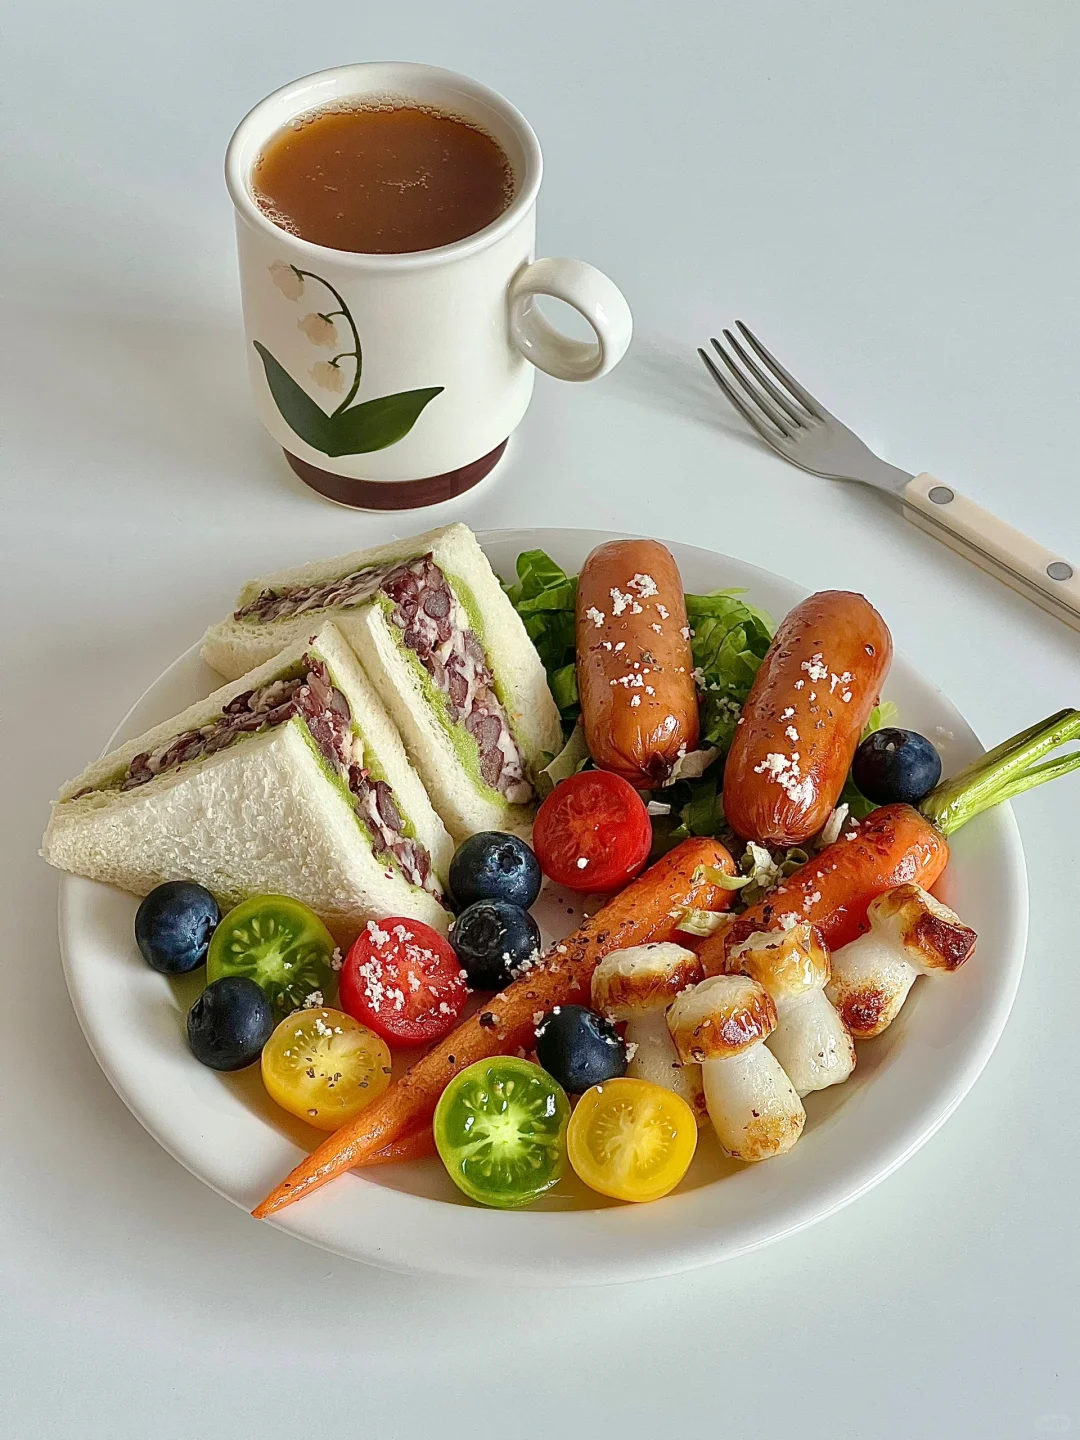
[604,331,762,447]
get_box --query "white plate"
[58,529,1027,1284]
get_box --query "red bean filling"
[235,564,395,625]
[235,555,533,804]
[95,658,438,895]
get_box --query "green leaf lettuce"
[503,550,580,733]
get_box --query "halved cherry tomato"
[339,918,468,1046]
[567,1077,697,1202]
[532,770,653,891]
[434,1058,569,1208]
[206,894,337,1022]
[261,1008,392,1132]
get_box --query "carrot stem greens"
[919,708,1080,837]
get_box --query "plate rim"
[57,526,1029,1284]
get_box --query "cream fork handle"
[903,472,1080,633]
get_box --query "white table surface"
[4,3,1079,1436]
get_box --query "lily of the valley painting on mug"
[258,261,444,459]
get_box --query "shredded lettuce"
[868,701,899,733]
[677,909,737,937]
[651,589,775,838]
[673,773,726,839]
[818,802,849,848]
[537,722,590,796]
[665,746,720,783]
[502,550,579,733]
[685,589,774,753]
[692,864,752,892]
[741,841,783,893]
[682,841,811,916]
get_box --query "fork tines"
[698,322,824,444]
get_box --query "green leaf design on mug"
[256,265,443,457]
[253,343,337,452]
[323,389,446,456]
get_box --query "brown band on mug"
[283,439,508,511]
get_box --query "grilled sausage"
[722,590,892,845]
[576,540,699,788]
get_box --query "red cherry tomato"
[339,918,468,1046]
[532,771,653,892]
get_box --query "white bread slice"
[347,603,530,842]
[202,524,461,679]
[200,523,562,782]
[42,624,452,941]
[303,623,453,886]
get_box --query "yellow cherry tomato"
[567,1077,698,1203]
[261,1008,392,1132]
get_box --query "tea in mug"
[252,103,515,254]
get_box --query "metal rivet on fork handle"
[928,486,955,504]
[1047,562,1074,582]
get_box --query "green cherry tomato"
[434,1057,570,1209]
[206,895,336,1022]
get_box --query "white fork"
[699,323,1080,633]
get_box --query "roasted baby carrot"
[365,1124,436,1166]
[701,803,949,971]
[253,837,736,1218]
[706,707,1080,969]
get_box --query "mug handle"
[508,257,633,381]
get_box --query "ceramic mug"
[225,62,633,510]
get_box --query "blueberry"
[135,881,220,974]
[534,1005,627,1094]
[852,728,943,806]
[187,976,274,1071]
[449,832,542,911]
[449,900,541,990]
